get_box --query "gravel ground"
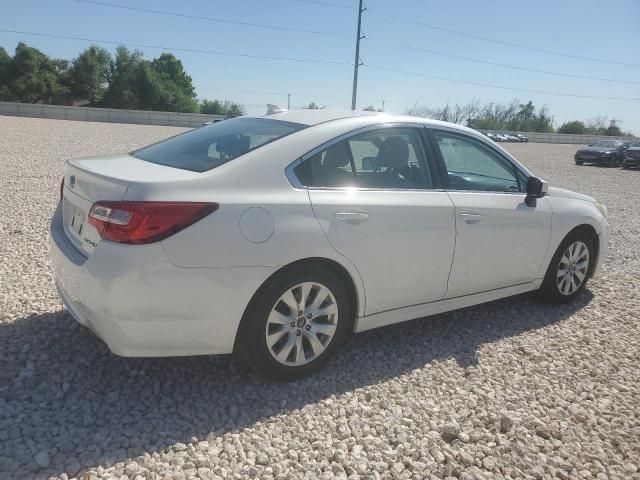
[0,116,638,480]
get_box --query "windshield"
[132,117,306,172]
[590,140,620,148]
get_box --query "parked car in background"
[514,133,529,142]
[504,133,522,142]
[51,109,609,379]
[574,140,627,167]
[622,144,640,169]
[485,132,501,142]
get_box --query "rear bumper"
[50,205,276,356]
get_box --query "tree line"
[0,42,244,116]
[405,99,633,136]
[0,42,633,135]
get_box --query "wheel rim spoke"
[310,320,336,336]
[307,285,331,313]
[303,329,325,357]
[294,335,305,364]
[280,289,299,315]
[556,241,590,296]
[266,281,339,367]
[267,328,290,348]
[268,311,293,326]
[275,333,297,363]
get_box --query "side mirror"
[525,176,548,207]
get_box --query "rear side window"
[293,127,434,189]
[132,117,305,172]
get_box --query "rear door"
[427,128,552,298]
[294,125,456,316]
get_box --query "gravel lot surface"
[0,116,638,480]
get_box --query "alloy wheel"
[265,282,338,366]
[556,241,589,295]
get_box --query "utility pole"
[287,93,291,110]
[351,0,365,110]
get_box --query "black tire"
[622,163,630,169]
[575,160,584,165]
[539,230,595,303]
[238,265,353,380]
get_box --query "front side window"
[293,127,434,189]
[133,117,305,172]
[434,132,523,192]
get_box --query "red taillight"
[88,201,218,244]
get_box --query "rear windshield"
[132,117,306,172]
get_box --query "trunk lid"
[61,153,200,256]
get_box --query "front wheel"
[539,231,594,303]
[238,265,352,380]
[575,160,584,165]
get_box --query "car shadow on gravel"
[0,290,592,478]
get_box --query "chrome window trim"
[284,122,442,192]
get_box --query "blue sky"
[2,0,639,133]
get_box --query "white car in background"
[51,109,609,379]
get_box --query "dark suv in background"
[622,144,640,169]
[574,140,633,167]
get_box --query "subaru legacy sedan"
[51,110,608,379]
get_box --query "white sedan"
[51,110,608,379]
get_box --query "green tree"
[557,120,586,134]
[362,105,383,112]
[102,46,145,109]
[68,46,112,105]
[0,47,11,100]
[303,102,324,109]
[147,53,197,112]
[1,42,69,103]
[200,99,245,116]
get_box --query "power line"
[366,9,640,68]
[0,29,352,66]
[276,0,356,9]
[366,64,640,101]
[368,39,640,85]
[73,0,352,38]
[3,28,638,102]
[71,0,640,80]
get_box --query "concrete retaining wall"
[0,101,225,127]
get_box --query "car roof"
[256,108,482,135]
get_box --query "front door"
[429,129,552,298]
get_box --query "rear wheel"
[575,160,584,165]
[539,231,594,303]
[239,265,352,380]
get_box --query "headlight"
[594,203,608,220]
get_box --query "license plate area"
[70,206,86,238]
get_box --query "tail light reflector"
[88,201,218,244]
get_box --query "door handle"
[459,213,482,224]
[335,212,369,224]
